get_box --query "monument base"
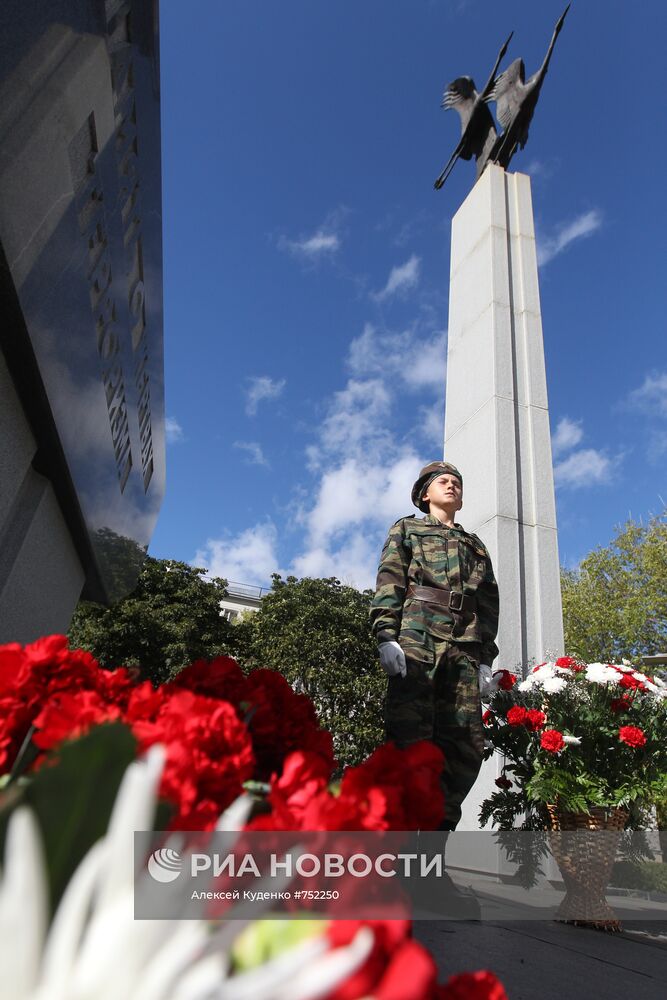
[0,348,85,643]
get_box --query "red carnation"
[506,706,528,727]
[242,668,334,778]
[171,655,248,703]
[610,695,633,713]
[252,740,446,833]
[495,775,512,789]
[131,688,255,828]
[619,674,647,693]
[525,709,547,732]
[482,709,493,725]
[618,725,647,748]
[540,729,565,753]
[438,970,509,1000]
[23,633,70,668]
[32,691,122,750]
[555,656,584,672]
[326,921,437,1000]
[493,670,517,690]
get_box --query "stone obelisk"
[443,163,564,832]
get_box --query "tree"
[68,557,236,684]
[236,575,384,769]
[561,514,667,664]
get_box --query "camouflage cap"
[411,461,463,513]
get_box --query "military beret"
[411,461,463,513]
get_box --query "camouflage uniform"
[370,511,499,828]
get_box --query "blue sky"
[151,0,667,590]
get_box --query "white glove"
[478,663,494,701]
[379,641,407,678]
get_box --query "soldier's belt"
[407,585,476,614]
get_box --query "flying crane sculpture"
[433,32,513,190]
[434,5,570,190]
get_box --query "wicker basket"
[546,803,629,932]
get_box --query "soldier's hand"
[478,663,494,701]
[379,641,407,678]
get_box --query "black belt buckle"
[448,591,464,612]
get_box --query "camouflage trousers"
[384,639,484,829]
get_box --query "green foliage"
[68,557,236,684]
[0,725,138,912]
[236,575,383,769]
[611,860,667,894]
[561,513,667,663]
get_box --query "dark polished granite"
[0,0,164,603]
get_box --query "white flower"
[542,676,567,694]
[585,663,619,686]
[642,678,660,695]
[651,676,667,698]
[520,663,570,692]
[562,735,582,746]
[0,747,373,1000]
[532,663,556,678]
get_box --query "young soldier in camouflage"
[370,461,499,831]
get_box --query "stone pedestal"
[443,164,563,836]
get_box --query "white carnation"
[542,676,567,694]
[533,663,556,677]
[585,663,619,686]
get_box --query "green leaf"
[0,723,138,913]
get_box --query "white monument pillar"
[443,164,564,832]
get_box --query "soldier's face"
[422,474,463,513]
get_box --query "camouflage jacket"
[370,514,499,665]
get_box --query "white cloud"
[310,377,393,468]
[277,207,350,263]
[524,158,557,181]
[373,255,420,301]
[290,452,424,589]
[537,209,603,266]
[626,372,667,419]
[291,315,446,581]
[279,230,340,258]
[554,448,614,489]
[234,441,269,467]
[419,400,445,446]
[290,529,382,591]
[198,311,445,590]
[551,416,583,458]
[245,375,286,416]
[303,453,420,546]
[624,370,667,463]
[348,323,445,389]
[194,522,279,588]
[165,416,184,444]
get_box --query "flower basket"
[545,803,629,932]
[479,658,667,927]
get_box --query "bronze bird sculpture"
[485,5,570,170]
[434,32,513,190]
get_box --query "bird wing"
[441,77,478,133]
[487,58,525,130]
